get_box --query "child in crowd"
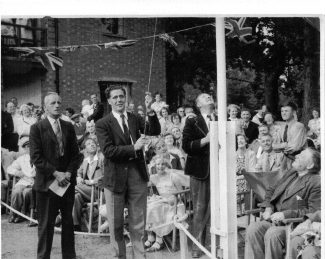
[145,154,189,252]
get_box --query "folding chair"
[85,185,102,233]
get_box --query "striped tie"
[53,119,64,156]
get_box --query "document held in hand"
[49,179,70,197]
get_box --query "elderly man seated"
[255,134,284,173]
[7,137,35,223]
[72,138,104,231]
[245,148,321,259]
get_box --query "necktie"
[207,115,213,129]
[120,114,131,145]
[283,124,288,142]
[53,119,64,156]
[264,152,271,172]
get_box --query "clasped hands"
[262,208,285,225]
[54,171,71,187]
[76,176,99,186]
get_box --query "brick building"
[1,18,166,114]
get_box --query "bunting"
[13,47,63,71]
[224,17,256,44]
[158,33,177,47]
[104,40,137,50]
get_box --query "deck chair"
[84,185,103,233]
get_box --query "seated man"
[72,138,104,231]
[290,210,321,259]
[249,124,270,158]
[245,148,321,259]
[7,137,35,223]
[255,134,284,173]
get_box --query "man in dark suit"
[182,93,217,258]
[30,92,81,259]
[245,148,321,259]
[87,93,104,122]
[96,86,160,259]
[240,108,259,144]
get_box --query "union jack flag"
[104,40,137,50]
[12,47,63,70]
[224,17,256,44]
[158,33,177,47]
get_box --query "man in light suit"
[255,134,284,173]
[30,92,81,259]
[73,137,104,231]
[182,93,217,258]
[96,86,160,259]
[245,148,321,259]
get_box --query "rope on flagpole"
[1,201,110,237]
[147,18,158,93]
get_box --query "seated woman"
[170,113,183,132]
[7,137,35,223]
[164,132,185,169]
[159,107,173,135]
[72,138,104,231]
[145,154,189,252]
[148,137,183,174]
[16,104,37,138]
[236,134,256,216]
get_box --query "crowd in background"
[1,91,322,257]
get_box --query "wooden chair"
[85,185,103,233]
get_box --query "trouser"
[36,185,76,259]
[72,183,92,226]
[11,184,32,214]
[190,177,210,253]
[245,220,286,259]
[104,162,147,259]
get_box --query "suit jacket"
[255,150,284,172]
[260,169,321,219]
[96,112,160,192]
[182,113,214,180]
[87,103,104,122]
[244,121,259,144]
[1,111,18,151]
[29,117,81,192]
[77,153,104,181]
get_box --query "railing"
[1,20,47,52]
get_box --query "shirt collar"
[86,153,99,164]
[112,110,128,121]
[47,115,60,126]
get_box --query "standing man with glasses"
[96,86,160,259]
[30,92,81,259]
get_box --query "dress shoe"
[13,216,25,223]
[192,250,202,258]
[8,215,16,223]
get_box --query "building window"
[98,81,133,114]
[1,18,46,47]
[100,18,124,37]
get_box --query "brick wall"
[42,18,166,113]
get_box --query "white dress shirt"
[112,110,134,144]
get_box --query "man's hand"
[262,207,273,221]
[134,135,148,151]
[271,212,285,223]
[284,146,294,154]
[145,92,153,112]
[201,133,210,146]
[53,171,69,187]
[65,172,72,182]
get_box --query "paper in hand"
[49,179,70,197]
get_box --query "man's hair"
[281,101,297,111]
[65,107,75,115]
[44,92,60,106]
[105,85,126,99]
[307,148,321,172]
[260,133,273,140]
[241,108,251,114]
[195,93,208,106]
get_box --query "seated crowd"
[1,92,321,258]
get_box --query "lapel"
[194,114,209,136]
[59,119,67,149]
[283,174,310,202]
[44,117,58,144]
[108,113,128,144]
[271,169,297,202]
[88,159,99,180]
[82,160,88,179]
[127,112,137,143]
[269,152,276,170]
